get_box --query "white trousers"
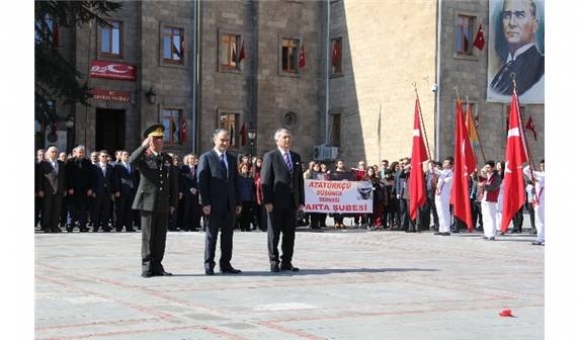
[435,194,451,233]
[481,201,497,238]
[535,202,545,243]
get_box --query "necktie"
[52,161,58,174]
[284,152,293,173]
[101,164,106,176]
[490,60,514,95]
[220,153,228,177]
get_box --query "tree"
[35,1,122,125]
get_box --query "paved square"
[35,227,543,340]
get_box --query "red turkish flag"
[525,115,537,141]
[298,45,306,69]
[450,100,477,231]
[500,91,528,232]
[473,24,485,50]
[409,98,429,221]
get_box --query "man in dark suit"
[65,145,93,232]
[261,128,305,272]
[130,124,178,278]
[197,129,242,275]
[91,151,115,232]
[37,146,67,233]
[490,0,544,96]
[113,150,138,232]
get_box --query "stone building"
[37,0,544,167]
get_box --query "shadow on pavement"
[170,267,439,277]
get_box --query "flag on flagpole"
[500,91,528,232]
[238,41,246,63]
[180,119,187,143]
[239,123,246,147]
[525,115,537,141]
[298,44,306,69]
[450,99,477,231]
[408,98,429,221]
[465,104,480,148]
[473,24,485,50]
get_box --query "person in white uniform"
[523,159,545,246]
[432,157,454,236]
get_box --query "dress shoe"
[220,267,242,274]
[205,267,215,275]
[270,264,280,272]
[280,263,300,272]
[434,232,450,236]
[51,227,62,233]
[153,270,173,276]
[488,237,496,241]
[531,241,544,246]
[141,271,153,278]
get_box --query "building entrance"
[95,108,125,154]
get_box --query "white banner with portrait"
[304,180,373,213]
[486,0,545,104]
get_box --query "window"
[163,26,184,64]
[281,38,299,74]
[162,109,184,145]
[455,15,475,55]
[35,13,59,46]
[219,112,241,148]
[100,20,122,56]
[220,33,242,70]
[330,114,341,147]
[331,37,342,74]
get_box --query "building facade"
[37,0,544,168]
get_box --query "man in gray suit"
[129,124,178,278]
[261,128,305,272]
[197,128,242,275]
[37,146,67,233]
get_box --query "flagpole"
[413,82,432,161]
[465,95,487,165]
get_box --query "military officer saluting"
[129,124,178,277]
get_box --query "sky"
[1,1,578,339]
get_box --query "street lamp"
[248,129,256,163]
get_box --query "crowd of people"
[35,147,544,242]
[35,132,545,277]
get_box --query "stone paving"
[35,221,543,340]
